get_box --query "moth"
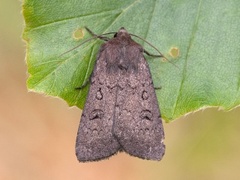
[76,27,165,162]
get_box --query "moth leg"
[75,79,90,90]
[143,50,163,90]
[144,49,164,58]
[85,27,110,41]
[154,85,162,90]
[144,49,179,69]
[143,49,163,89]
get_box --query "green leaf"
[23,0,240,122]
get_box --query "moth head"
[114,27,131,41]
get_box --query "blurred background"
[1,1,240,180]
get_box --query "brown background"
[1,1,240,180]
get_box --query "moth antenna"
[59,37,97,57]
[59,27,116,57]
[129,33,179,69]
[85,27,116,41]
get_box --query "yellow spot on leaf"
[73,28,84,40]
[169,47,180,58]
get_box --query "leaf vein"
[172,0,203,116]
